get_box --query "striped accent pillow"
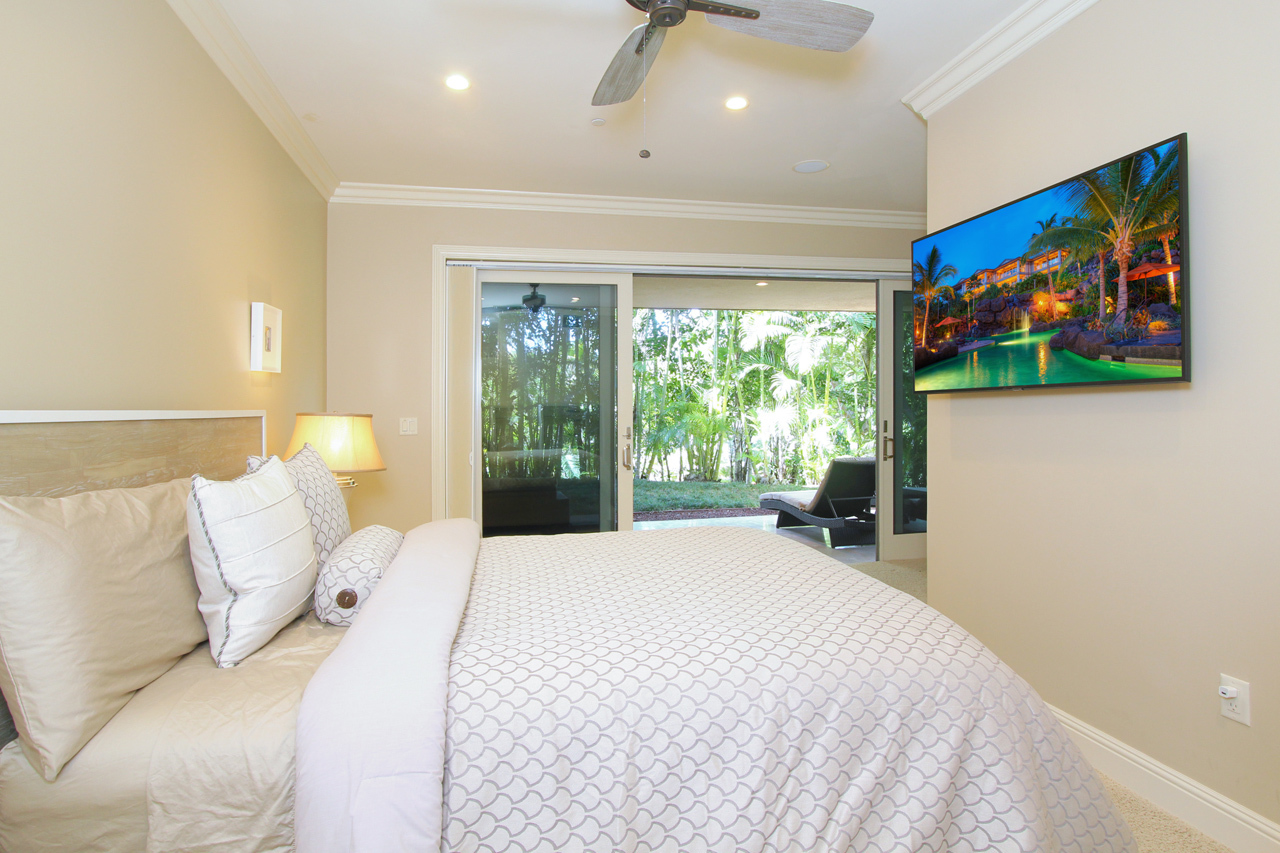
[187,457,318,667]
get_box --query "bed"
[0,412,1136,852]
[0,412,348,853]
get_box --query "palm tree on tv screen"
[1025,214,1064,320]
[1029,146,1179,324]
[913,245,957,348]
[1030,214,1110,321]
[1144,145,1182,307]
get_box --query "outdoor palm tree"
[1028,146,1179,324]
[912,245,958,348]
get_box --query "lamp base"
[333,475,357,489]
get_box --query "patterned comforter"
[298,521,1135,853]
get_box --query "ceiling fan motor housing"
[647,0,688,27]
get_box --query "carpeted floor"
[1101,774,1237,852]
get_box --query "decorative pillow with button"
[314,525,404,627]
[247,443,351,567]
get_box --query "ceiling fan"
[482,284,549,315]
[593,0,874,106]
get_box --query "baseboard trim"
[1048,704,1280,853]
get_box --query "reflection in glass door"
[892,289,927,536]
[875,279,926,560]
[480,281,620,536]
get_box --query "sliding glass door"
[477,271,633,536]
[876,279,927,560]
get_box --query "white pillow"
[315,525,404,627]
[187,457,318,667]
[248,443,351,567]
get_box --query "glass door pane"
[892,289,927,535]
[875,279,926,560]
[480,282,618,536]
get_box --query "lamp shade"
[285,413,385,473]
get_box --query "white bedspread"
[298,522,1135,853]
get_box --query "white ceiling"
[214,0,1030,212]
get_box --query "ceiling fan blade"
[687,1,760,21]
[591,22,667,106]
[706,0,872,52]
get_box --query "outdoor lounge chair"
[758,456,876,548]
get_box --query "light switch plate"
[399,417,418,436]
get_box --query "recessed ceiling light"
[793,159,830,173]
[445,74,470,91]
[725,96,748,111]
[571,296,581,302]
[591,118,606,126]
[755,281,769,287]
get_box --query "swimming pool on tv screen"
[914,330,1181,391]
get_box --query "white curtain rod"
[444,259,910,281]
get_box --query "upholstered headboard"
[0,410,265,748]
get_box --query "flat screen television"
[911,133,1188,394]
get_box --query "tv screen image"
[912,134,1188,394]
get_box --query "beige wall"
[925,0,1279,821]
[326,202,918,531]
[0,1,327,454]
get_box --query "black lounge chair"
[758,456,876,548]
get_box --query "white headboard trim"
[0,411,267,455]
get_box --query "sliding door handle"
[623,443,633,471]
[882,437,894,462]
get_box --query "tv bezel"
[911,132,1190,395]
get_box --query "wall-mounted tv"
[912,133,1188,394]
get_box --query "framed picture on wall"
[250,302,282,373]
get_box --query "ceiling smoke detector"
[793,159,830,173]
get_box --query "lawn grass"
[633,480,797,512]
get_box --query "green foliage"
[1013,273,1043,294]
[481,303,605,481]
[633,309,876,486]
[633,480,782,512]
[1068,301,1092,319]
[977,283,1003,301]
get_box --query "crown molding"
[331,183,926,230]
[165,0,338,199]
[901,0,1101,120]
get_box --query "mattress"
[299,522,1136,853]
[0,614,344,853]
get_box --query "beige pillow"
[0,479,206,781]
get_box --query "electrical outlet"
[399,417,418,436]
[1219,675,1251,726]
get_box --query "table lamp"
[285,413,385,488]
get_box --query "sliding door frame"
[875,279,927,561]
[431,245,910,524]
[474,269,634,532]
